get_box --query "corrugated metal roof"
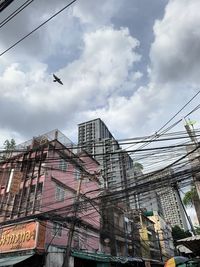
[177,245,192,253]
[178,235,200,242]
[177,235,200,256]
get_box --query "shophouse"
[0,129,104,267]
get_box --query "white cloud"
[150,0,200,84]
[82,82,172,137]
[0,0,82,64]
[0,128,23,148]
[1,0,200,147]
[0,26,141,140]
[73,0,123,25]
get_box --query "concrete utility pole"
[184,119,200,225]
[62,175,83,267]
[173,184,196,235]
[184,119,200,199]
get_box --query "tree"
[172,225,192,242]
[133,162,144,177]
[1,139,16,160]
[133,162,143,171]
[183,187,198,207]
[183,186,200,225]
[194,226,200,235]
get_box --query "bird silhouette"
[53,74,63,85]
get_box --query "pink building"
[0,130,104,267]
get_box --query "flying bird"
[53,74,63,85]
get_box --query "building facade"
[146,211,175,261]
[128,166,188,230]
[78,118,133,194]
[0,129,104,267]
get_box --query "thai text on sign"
[0,221,45,253]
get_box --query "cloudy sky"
[1,0,200,225]
[0,0,200,146]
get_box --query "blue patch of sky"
[111,0,168,84]
[46,17,85,73]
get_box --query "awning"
[110,256,143,263]
[0,253,34,266]
[71,250,143,264]
[71,250,110,262]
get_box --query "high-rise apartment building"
[158,186,188,230]
[78,118,133,191]
[153,169,188,230]
[127,166,188,230]
[127,168,164,215]
[78,118,113,149]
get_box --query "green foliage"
[183,187,198,207]
[172,225,192,241]
[3,139,16,150]
[133,162,143,170]
[194,226,200,235]
[1,139,16,160]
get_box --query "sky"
[0,0,200,225]
[1,0,200,145]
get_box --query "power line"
[125,90,200,152]
[0,0,78,57]
[0,0,34,29]
[158,89,200,133]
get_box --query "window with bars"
[55,184,65,201]
[37,182,43,194]
[30,184,36,194]
[27,201,33,211]
[12,194,20,216]
[73,232,80,249]
[34,199,40,211]
[52,222,62,237]
[59,159,67,172]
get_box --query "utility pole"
[184,119,200,200]
[173,183,196,235]
[184,119,200,225]
[62,175,83,267]
[61,171,99,267]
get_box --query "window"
[114,214,119,226]
[59,159,67,172]
[37,182,43,194]
[74,169,81,180]
[52,222,62,237]
[28,201,33,211]
[35,199,40,211]
[73,232,80,249]
[30,184,36,194]
[12,194,20,216]
[23,187,28,197]
[55,184,65,201]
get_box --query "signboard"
[37,222,46,250]
[0,221,46,253]
[6,170,23,194]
